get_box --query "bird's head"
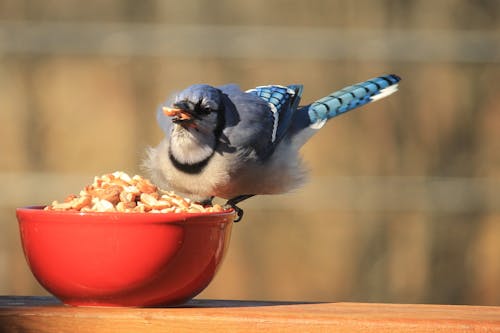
[161,84,227,168]
[162,84,224,135]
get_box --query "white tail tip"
[370,84,399,102]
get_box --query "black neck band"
[168,148,212,174]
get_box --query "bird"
[145,74,401,221]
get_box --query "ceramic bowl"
[16,206,235,307]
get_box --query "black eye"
[198,105,212,115]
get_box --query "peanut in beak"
[162,106,192,121]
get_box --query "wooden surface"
[0,296,499,333]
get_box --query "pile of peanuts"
[44,171,224,213]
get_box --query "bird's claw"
[199,197,214,206]
[224,194,254,223]
[224,202,244,222]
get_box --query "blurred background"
[0,0,499,305]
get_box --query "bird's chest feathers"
[160,129,229,197]
[162,145,232,199]
[169,128,216,166]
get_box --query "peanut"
[44,171,224,214]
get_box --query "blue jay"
[145,74,401,221]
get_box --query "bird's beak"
[162,106,193,122]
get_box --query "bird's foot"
[225,194,255,223]
[228,204,244,222]
[199,196,214,206]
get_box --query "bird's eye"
[200,106,212,114]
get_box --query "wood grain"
[0,296,499,333]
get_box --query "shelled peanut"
[44,171,224,213]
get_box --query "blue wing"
[246,84,303,143]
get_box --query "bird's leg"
[199,196,214,206]
[225,194,255,222]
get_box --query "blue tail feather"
[307,74,401,128]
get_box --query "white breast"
[145,138,308,201]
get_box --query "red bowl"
[16,206,235,307]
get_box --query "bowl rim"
[16,205,236,224]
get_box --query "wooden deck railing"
[0,296,499,332]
